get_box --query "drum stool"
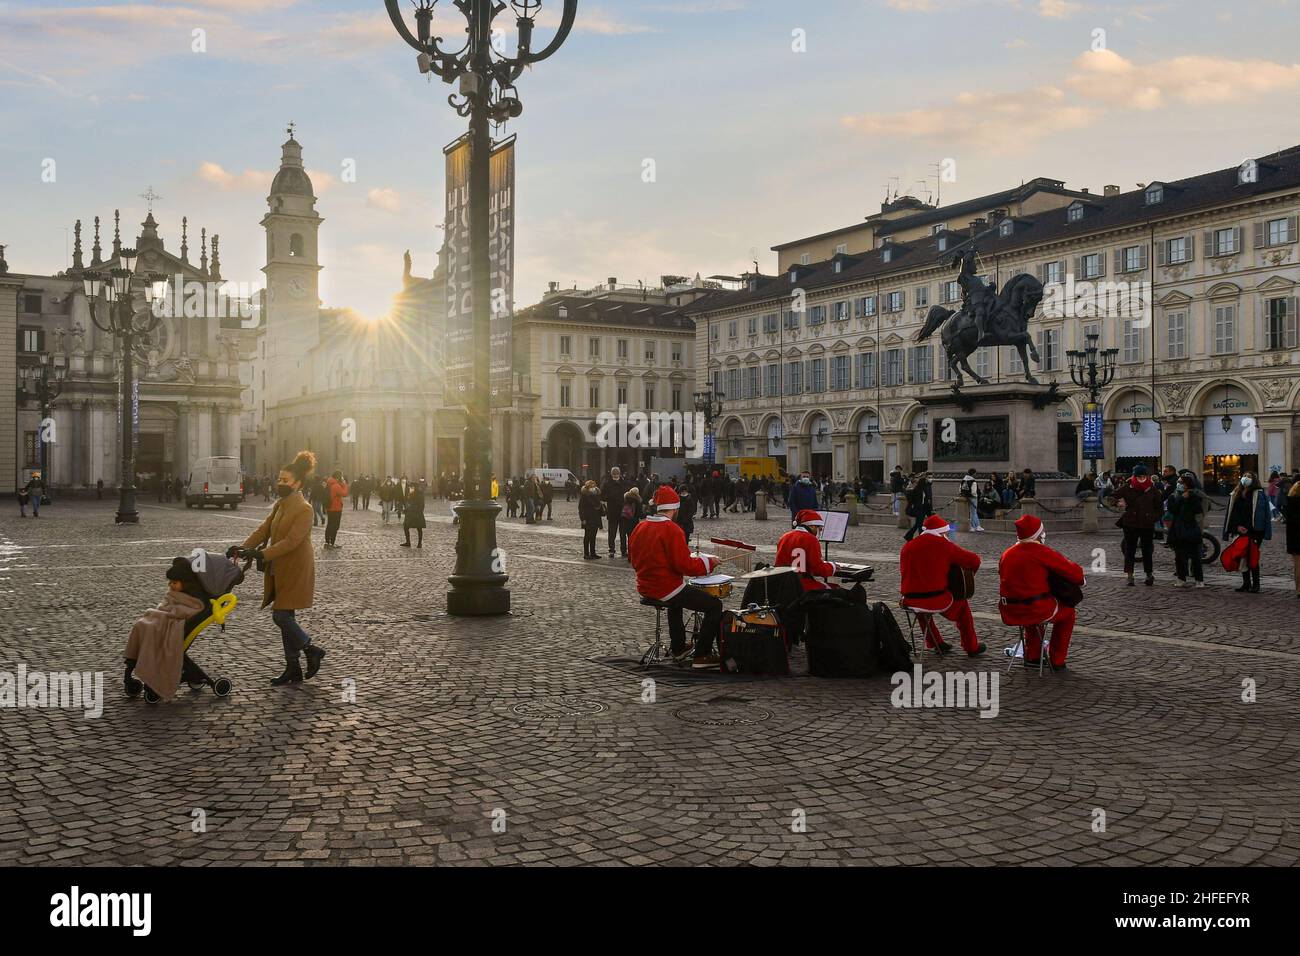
[1005,626,1050,675]
[639,597,700,666]
[899,606,921,656]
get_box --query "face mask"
[277,483,295,498]
[1177,485,1187,494]
[1241,477,1251,488]
[1037,531,1047,545]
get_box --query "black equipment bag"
[870,602,913,672]
[797,590,882,678]
[719,608,789,675]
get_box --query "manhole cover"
[509,696,608,719]
[673,698,773,726]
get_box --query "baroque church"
[3,128,463,492]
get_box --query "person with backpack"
[619,486,644,554]
[889,466,906,516]
[902,473,933,541]
[997,514,1084,671]
[20,472,44,517]
[899,514,985,657]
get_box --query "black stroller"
[125,551,250,704]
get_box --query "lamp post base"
[446,499,510,617]
[115,511,140,524]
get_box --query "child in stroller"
[123,551,247,704]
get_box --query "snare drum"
[732,605,779,630]
[692,580,732,599]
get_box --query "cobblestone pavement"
[2,495,1298,866]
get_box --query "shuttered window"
[1266,297,1298,350]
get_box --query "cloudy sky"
[2,0,1298,317]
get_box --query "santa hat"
[920,514,950,536]
[652,485,681,511]
[1015,514,1043,540]
[794,509,824,528]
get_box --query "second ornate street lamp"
[386,0,576,616]
[18,352,68,494]
[83,250,167,524]
[1066,332,1119,406]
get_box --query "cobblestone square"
[2,497,1298,867]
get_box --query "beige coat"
[124,590,205,700]
[242,492,316,610]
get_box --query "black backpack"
[870,602,913,672]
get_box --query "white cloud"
[366,188,402,213]
[1069,49,1300,109]
[198,162,273,192]
[1037,0,1082,18]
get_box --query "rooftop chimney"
[1104,184,1120,197]
[607,277,617,290]
[969,217,986,236]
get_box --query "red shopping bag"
[1220,534,1259,572]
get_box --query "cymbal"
[739,565,798,579]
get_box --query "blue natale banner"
[1082,402,1104,460]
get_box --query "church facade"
[249,131,463,482]
[3,208,245,494]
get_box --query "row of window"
[557,382,685,410]
[558,335,684,364]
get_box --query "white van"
[526,467,578,490]
[186,456,243,509]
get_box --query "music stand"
[816,509,850,561]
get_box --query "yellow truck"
[724,456,785,481]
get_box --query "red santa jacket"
[997,540,1084,625]
[899,533,981,612]
[629,515,716,601]
[775,527,837,591]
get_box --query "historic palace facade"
[688,147,1300,490]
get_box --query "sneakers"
[1144,576,1155,587]
[691,655,721,670]
[1126,575,1135,587]
[966,642,987,657]
[1195,581,1207,588]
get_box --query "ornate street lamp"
[83,252,167,523]
[1220,413,1233,433]
[17,352,67,493]
[1066,332,1119,405]
[386,0,576,616]
[1128,416,1142,436]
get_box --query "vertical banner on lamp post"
[1082,402,1104,461]
[443,134,516,410]
[443,135,473,407]
[489,136,515,409]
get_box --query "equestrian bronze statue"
[915,246,1044,388]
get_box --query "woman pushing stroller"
[231,450,327,686]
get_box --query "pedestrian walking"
[620,486,644,556]
[961,467,985,532]
[323,470,349,548]
[889,465,905,516]
[902,473,933,541]
[579,480,604,559]
[19,471,44,517]
[235,450,326,686]
[401,480,426,548]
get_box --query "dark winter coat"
[578,489,604,530]
[1286,492,1300,555]
[1109,480,1162,529]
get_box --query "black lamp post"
[18,353,68,493]
[1066,332,1119,405]
[693,385,724,465]
[386,0,576,616]
[82,251,166,524]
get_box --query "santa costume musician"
[898,514,986,656]
[997,514,1085,671]
[775,509,839,591]
[628,484,723,669]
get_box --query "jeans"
[325,511,341,545]
[968,500,982,530]
[891,492,901,515]
[271,609,312,660]
[665,585,722,657]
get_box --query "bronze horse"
[916,271,1045,387]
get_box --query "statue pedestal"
[920,383,1078,515]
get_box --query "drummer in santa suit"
[898,514,986,656]
[629,484,723,669]
[998,514,1085,671]
[776,510,839,591]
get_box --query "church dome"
[269,131,315,199]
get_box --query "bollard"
[1081,494,1098,533]
[755,492,768,521]
[845,493,859,526]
